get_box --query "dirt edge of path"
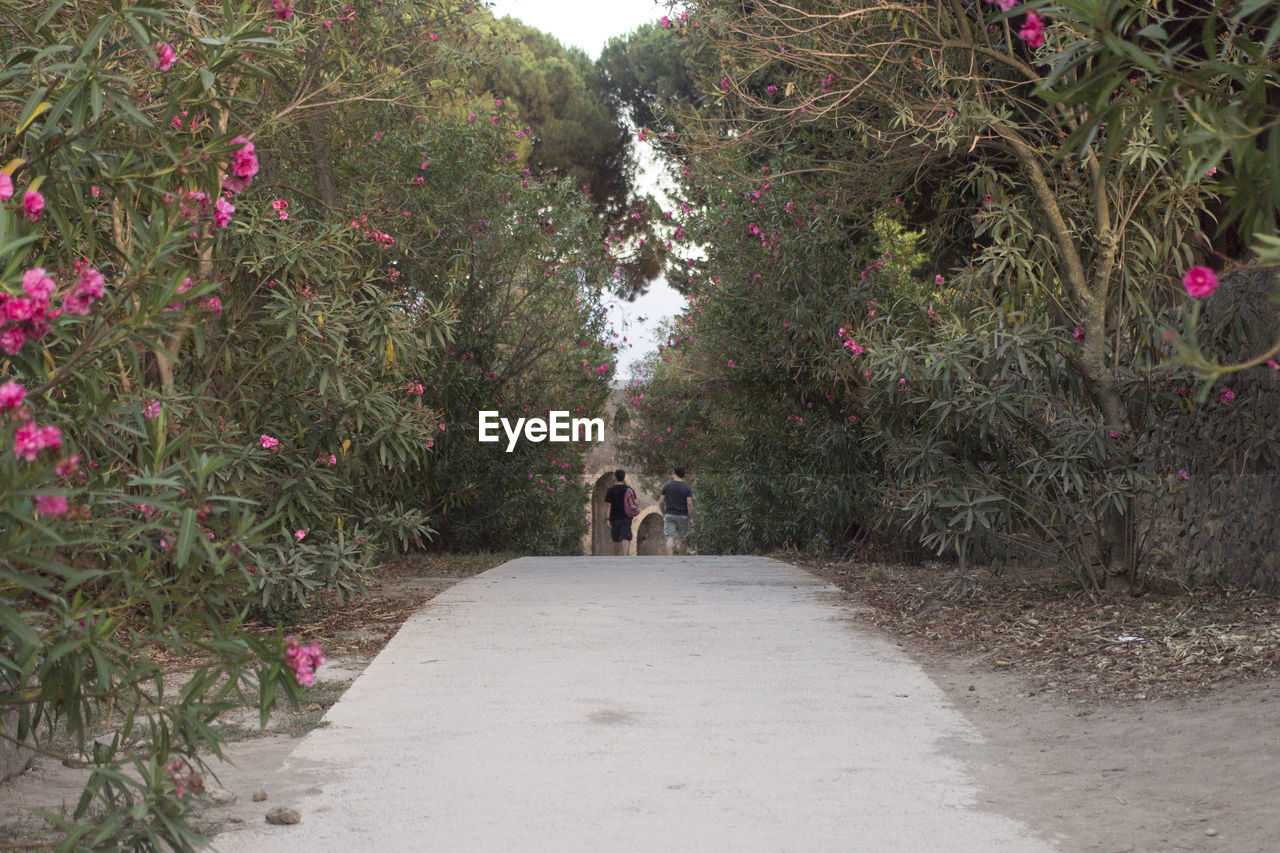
[793,556,1280,853]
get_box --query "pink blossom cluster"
[272,0,294,21]
[3,265,103,355]
[284,635,325,686]
[153,42,177,70]
[350,215,395,245]
[406,382,425,396]
[7,381,67,516]
[259,433,279,451]
[224,136,259,193]
[144,399,161,419]
[271,198,289,219]
[1182,266,1218,299]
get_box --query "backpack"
[623,486,640,518]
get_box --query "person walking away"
[603,469,635,556]
[659,467,693,556]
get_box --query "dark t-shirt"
[661,480,693,515]
[604,483,630,521]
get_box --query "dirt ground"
[3,553,1278,851]
[797,557,1280,853]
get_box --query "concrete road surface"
[215,556,1055,852]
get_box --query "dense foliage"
[1,0,621,846]
[615,1,1277,588]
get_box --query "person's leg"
[613,540,622,556]
[663,515,677,556]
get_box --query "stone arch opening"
[588,469,616,556]
[635,508,666,556]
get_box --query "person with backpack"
[603,469,640,556]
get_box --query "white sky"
[488,0,669,59]
[489,0,686,380]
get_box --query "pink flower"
[213,196,234,228]
[1219,387,1235,404]
[294,529,307,540]
[55,456,79,476]
[13,421,59,461]
[327,454,337,465]
[1072,327,1084,341]
[231,136,259,180]
[272,0,293,21]
[0,173,12,201]
[720,76,729,90]
[144,399,161,419]
[1177,469,1189,481]
[0,327,25,355]
[428,33,438,40]
[1018,11,1046,48]
[284,635,325,686]
[153,42,177,70]
[204,296,222,315]
[934,274,945,285]
[0,380,24,410]
[1267,359,1279,371]
[23,190,43,221]
[271,198,289,219]
[34,494,68,517]
[467,114,476,123]
[259,434,279,451]
[5,296,34,323]
[1182,266,1218,299]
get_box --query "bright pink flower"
[1219,387,1235,404]
[204,296,222,315]
[272,0,293,21]
[327,454,337,465]
[271,198,289,219]
[38,425,61,452]
[230,136,259,180]
[144,399,161,419]
[1268,359,1279,371]
[0,380,24,410]
[428,33,438,40]
[934,274,945,285]
[1182,266,1218,298]
[76,267,104,300]
[259,434,279,451]
[34,494,68,517]
[21,268,55,301]
[467,114,476,123]
[213,196,234,228]
[5,296,34,323]
[1018,11,1046,48]
[294,529,307,540]
[0,327,24,354]
[1072,327,1084,341]
[13,421,59,461]
[55,456,79,476]
[153,42,177,70]
[720,76,729,90]
[23,190,43,221]
[0,173,12,201]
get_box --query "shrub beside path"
[214,556,1054,852]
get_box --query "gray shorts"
[663,513,690,541]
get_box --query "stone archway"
[635,508,666,556]
[587,469,616,556]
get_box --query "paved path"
[216,557,1054,852]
